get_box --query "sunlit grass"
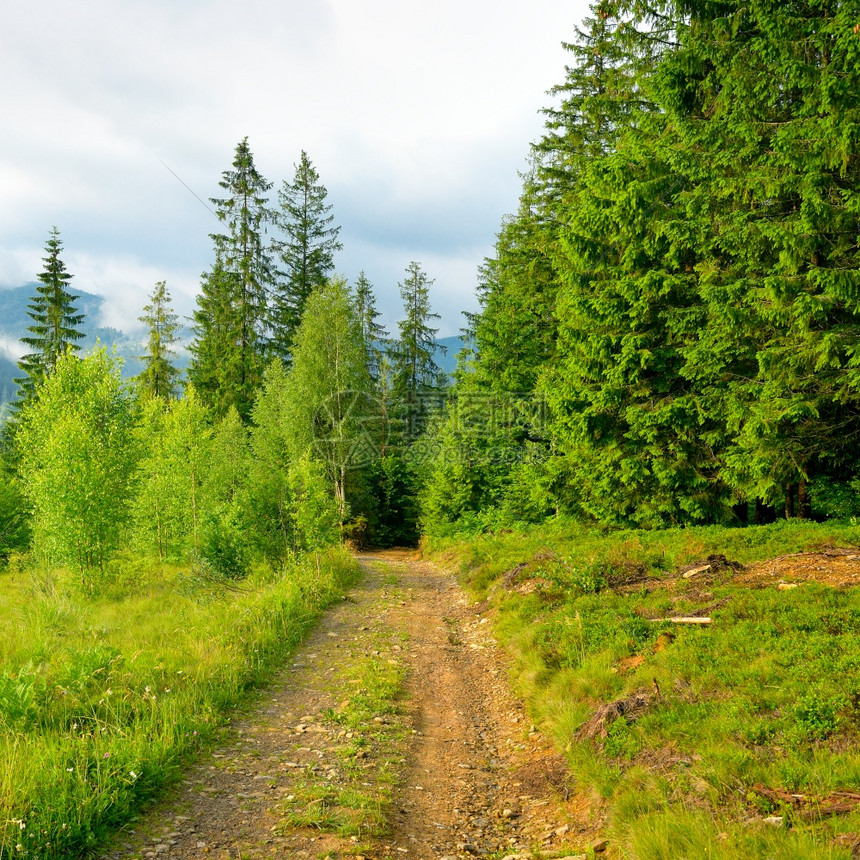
[430,518,860,859]
[0,547,359,859]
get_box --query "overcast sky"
[1,0,588,341]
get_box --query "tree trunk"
[798,476,812,519]
[754,499,776,524]
[785,483,796,519]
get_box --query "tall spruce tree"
[272,151,342,359]
[472,171,559,395]
[530,1,731,526]
[135,281,180,400]
[649,0,860,515]
[392,262,446,399]
[189,137,275,420]
[353,271,388,381]
[15,228,85,405]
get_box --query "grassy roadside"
[0,548,360,860]
[426,519,860,859]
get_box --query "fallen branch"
[752,784,860,820]
[577,692,652,740]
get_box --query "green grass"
[275,573,409,842]
[0,547,360,859]
[427,518,860,860]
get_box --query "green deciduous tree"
[17,349,136,575]
[272,151,342,359]
[135,281,180,400]
[15,228,85,405]
[131,388,211,559]
[248,361,340,558]
[283,279,372,515]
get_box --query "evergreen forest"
[6,0,860,570]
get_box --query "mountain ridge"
[0,285,463,406]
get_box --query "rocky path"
[100,552,593,860]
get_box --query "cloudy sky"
[1,0,588,340]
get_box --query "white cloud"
[0,337,26,362]
[0,0,588,333]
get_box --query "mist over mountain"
[0,285,179,406]
[0,285,461,406]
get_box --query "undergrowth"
[0,547,360,859]
[427,518,860,859]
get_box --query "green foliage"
[808,476,860,521]
[15,227,85,407]
[364,452,420,547]
[418,391,557,535]
[791,691,844,743]
[204,405,250,510]
[17,349,136,574]
[196,507,250,580]
[272,150,342,360]
[472,173,559,394]
[0,459,30,561]
[247,362,340,558]
[285,453,340,553]
[425,0,860,531]
[189,138,275,421]
[283,278,372,515]
[391,261,446,398]
[130,389,211,559]
[353,270,388,381]
[134,280,180,400]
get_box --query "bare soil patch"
[100,554,590,860]
[740,547,860,589]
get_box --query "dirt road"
[101,553,590,860]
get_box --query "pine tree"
[353,271,388,381]
[536,0,656,205]
[649,0,860,514]
[272,151,342,359]
[136,281,180,400]
[392,262,446,398]
[472,171,558,394]
[15,228,85,404]
[189,138,275,420]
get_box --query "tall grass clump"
[0,547,359,859]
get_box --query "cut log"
[649,616,712,625]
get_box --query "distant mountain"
[0,284,463,406]
[435,335,466,376]
[0,284,180,407]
